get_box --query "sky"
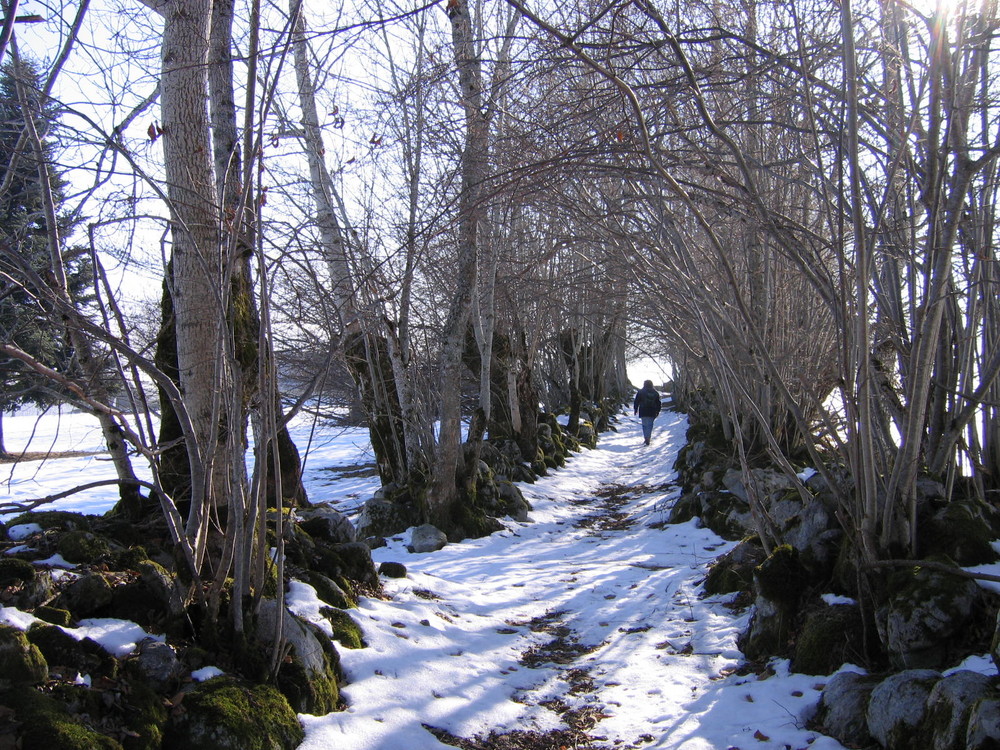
[2,408,998,749]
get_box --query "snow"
[2,408,992,748]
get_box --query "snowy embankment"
[294,413,845,750]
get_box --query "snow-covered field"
[2,407,993,748]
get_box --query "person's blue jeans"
[641,416,655,444]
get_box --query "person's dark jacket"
[634,385,662,418]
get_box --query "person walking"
[633,379,662,446]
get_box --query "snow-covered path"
[295,413,846,750]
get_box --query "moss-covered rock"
[320,607,366,649]
[704,539,765,596]
[256,600,341,715]
[112,545,150,570]
[163,676,304,749]
[304,571,356,610]
[57,530,112,564]
[920,499,1000,566]
[878,558,982,669]
[378,561,407,578]
[26,623,117,679]
[921,670,994,750]
[0,624,48,688]
[33,605,72,627]
[791,603,867,675]
[666,493,701,525]
[3,685,123,749]
[54,571,115,619]
[8,510,92,531]
[755,545,808,607]
[0,557,36,587]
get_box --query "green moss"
[320,607,366,649]
[0,624,48,687]
[57,530,112,564]
[755,545,808,607]
[33,605,72,627]
[0,557,37,587]
[164,677,304,750]
[3,686,123,749]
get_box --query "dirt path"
[297,414,835,750]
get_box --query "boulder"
[409,524,448,554]
[0,559,54,609]
[920,499,1000,566]
[879,561,981,669]
[54,571,115,618]
[163,676,304,749]
[704,539,765,596]
[791,603,867,675]
[923,670,994,750]
[257,599,341,715]
[866,669,940,749]
[26,623,116,679]
[298,505,357,544]
[966,696,1000,750]
[320,607,366,649]
[0,624,48,688]
[815,670,879,748]
[378,561,407,578]
[132,638,181,692]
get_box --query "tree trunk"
[428,0,488,533]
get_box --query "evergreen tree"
[0,58,90,456]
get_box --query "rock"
[496,479,531,522]
[409,524,448,553]
[966,696,1000,750]
[704,539,765,596]
[378,561,407,578]
[257,599,340,714]
[320,607,366,649]
[0,557,36,587]
[923,670,994,750]
[298,505,357,544]
[920,499,1000,566]
[356,497,404,540]
[993,608,1000,674]
[163,676,304,749]
[0,559,54,609]
[879,561,981,669]
[330,542,380,590]
[26,623,117,679]
[57,530,112,564]
[55,571,115,618]
[132,638,180,692]
[866,669,940,749]
[792,603,867,675]
[815,670,879,748]
[697,490,755,540]
[3,685,124,749]
[738,545,810,660]
[305,571,356,609]
[0,624,48,688]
